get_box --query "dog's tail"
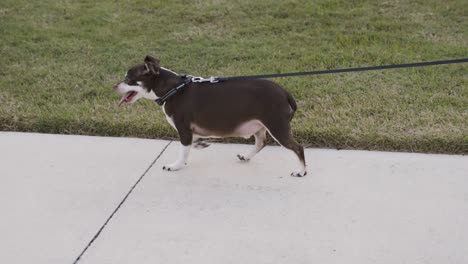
[286,91,297,112]
[286,91,297,121]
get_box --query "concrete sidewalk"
[1,132,467,264]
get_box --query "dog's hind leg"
[193,137,211,149]
[237,128,267,161]
[264,120,307,177]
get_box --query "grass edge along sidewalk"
[1,115,466,154]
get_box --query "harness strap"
[155,76,192,106]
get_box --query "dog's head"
[113,55,162,107]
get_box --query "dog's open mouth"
[118,91,138,107]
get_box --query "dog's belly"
[191,120,264,139]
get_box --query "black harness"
[155,75,192,106]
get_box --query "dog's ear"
[144,55,160,75]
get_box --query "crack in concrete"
[72,140,173,264]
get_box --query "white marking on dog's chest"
[162,104,176,130]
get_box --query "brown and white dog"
[113,55,307,177]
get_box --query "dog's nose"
[113,83,120,89]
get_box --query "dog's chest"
[162,105,176,129]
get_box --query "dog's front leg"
[162,143,191,171]
[163,124,192,171]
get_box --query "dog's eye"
[127,80,137,86]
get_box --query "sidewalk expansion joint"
[72,140,173,264]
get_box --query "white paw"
[290,170,307,177]
[237,154,250,162]
[162,162,185,171]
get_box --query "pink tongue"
[117,91,137,107]
[117,95,127,107]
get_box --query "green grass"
[1,0,467,154]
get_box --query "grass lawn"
[1,0,467,154]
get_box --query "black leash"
[155,58,467,105]
[216,58,468,81]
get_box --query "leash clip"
[208,76,219,83]
[191,76,219,83]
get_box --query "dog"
[113,55,307,177]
